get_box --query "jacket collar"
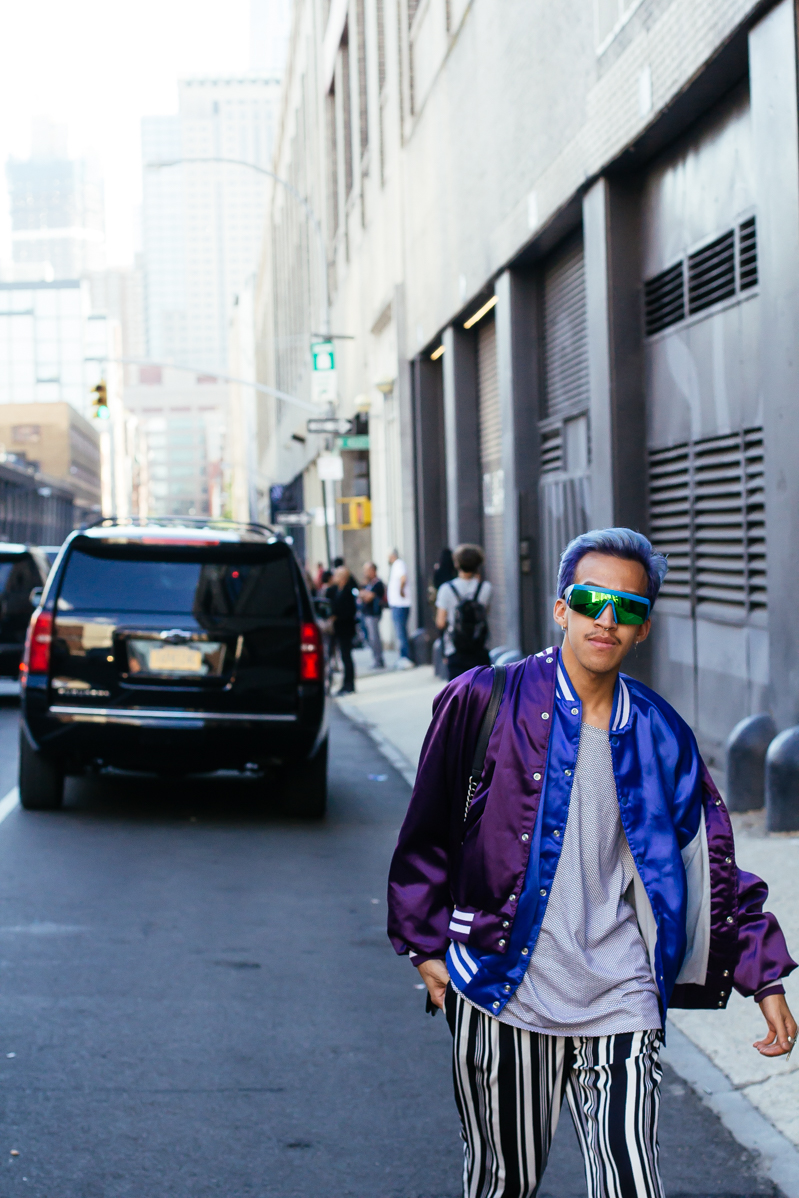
[553,647,632,732]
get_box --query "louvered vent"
[739,217,758,290]
[540,427,563,474]
[649,428,767,612]
[542,236,590,419]
[648,445,690,599]
[688,231,735,315]
[644,263,685,335]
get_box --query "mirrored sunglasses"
[563,583,651,626]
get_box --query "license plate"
[148,645,203,673]
[127,639,226,676]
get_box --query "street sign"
[317,452,344,481]
[307,417,354,435]
[311,339,337,404]
[336,434,369,450]
[274,511,313,526]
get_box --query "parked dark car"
[19,520,328,816]
[0,543,50,682]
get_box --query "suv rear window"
[57,544,299,619]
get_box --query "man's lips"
[586,635,619,648]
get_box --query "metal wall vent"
[644,217,757,336]
[739,217,758,290]
[644,263,685,336]
[649,428,766,613]
[539,427,563,474]
[688,231,735,315]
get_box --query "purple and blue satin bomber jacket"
[387,648,796,1014]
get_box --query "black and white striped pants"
[446,988,664,1198]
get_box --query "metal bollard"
[725,713,776,812]
[766,726,799,832]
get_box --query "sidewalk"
[336,657,799,1184]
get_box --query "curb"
[335,699,418,788]
[337,703,799,1195]
[663,1024,799,1197]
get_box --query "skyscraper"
[141,74,282,375]
[6,119,105,281]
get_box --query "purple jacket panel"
[387,656,555,962]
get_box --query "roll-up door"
[477,316,505,648]
[538,232,591,641]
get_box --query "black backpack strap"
[463,664,506,828]
[448,581,460,600]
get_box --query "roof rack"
[82,515,282,538]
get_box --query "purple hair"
[556,528,668,605]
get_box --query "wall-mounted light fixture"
[463,294,498,330]
[430,345,445,361]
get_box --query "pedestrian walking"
[327,564,358,695]
[387,549,414,670]
[435,543,492,680]
[388,527,796,1198]
[359,561,386,670]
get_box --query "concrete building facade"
[259,0,799,765]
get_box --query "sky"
[0,0,254,266]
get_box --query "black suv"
[19,521,328,816]
[0,543,51,685]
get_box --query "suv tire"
[19,727,64,811]
[281,737,328,819]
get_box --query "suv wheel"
[19,727,64,811]
[281,737,328,819]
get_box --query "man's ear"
[635,618,651,644]
[553,597,567,630]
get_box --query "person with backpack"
[435,543,492,681]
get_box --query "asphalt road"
[0,700,780,1197]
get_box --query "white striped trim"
[612,676,631,731]
[556,662,574,702]
[452,909,475,922]
[448,943,473,984]
[457,943,479,974]
[449,921,472,936]
[408,951,418,961]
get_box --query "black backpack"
[449,581,489,655]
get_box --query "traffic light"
[91,381,109,420]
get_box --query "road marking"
[0,788,19,826]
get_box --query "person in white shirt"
[387,550,414,670]
[435,543,492,680]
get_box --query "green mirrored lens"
[567,586,649,625]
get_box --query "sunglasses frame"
[563,583,651,625]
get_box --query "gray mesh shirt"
[498,722,662,1037]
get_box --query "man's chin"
[575,647,625,673]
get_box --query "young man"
[435,543,493,680]
[388,528,796,1198]
[387,549,414,670]
[359,561,386,670]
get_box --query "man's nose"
[595,602,617,628]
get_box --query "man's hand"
[754,994,798,1056]
[417,958,449,1010]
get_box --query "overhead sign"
[311,339,337,404]
[275,511,313,526]
[307,417,354,435]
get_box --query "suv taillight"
[21,609,53,680]
[300,621,323,681]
